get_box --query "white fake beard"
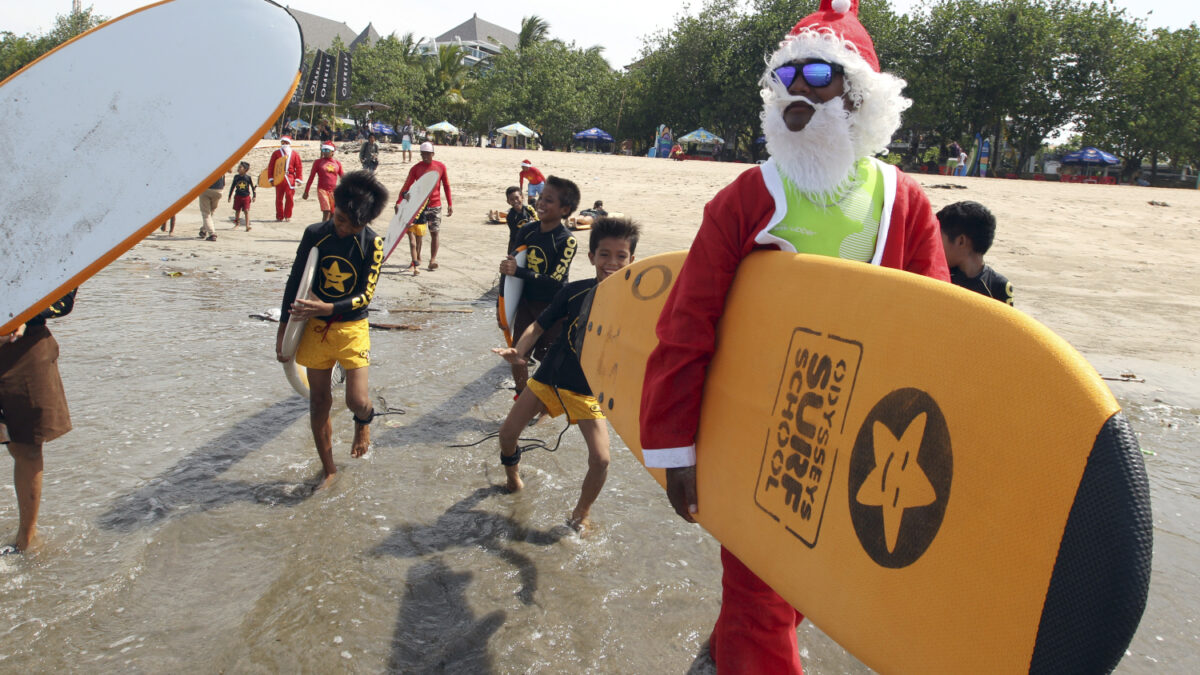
[762,95,859,198]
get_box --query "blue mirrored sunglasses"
[773,61,844,89]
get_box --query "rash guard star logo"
[855,414,937,553]
[848,388,952,568]
[525,247,547,274]
[322,258,355,297]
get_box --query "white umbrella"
[427,120,459,134]
[496,122,538,138]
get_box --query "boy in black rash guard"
[276,171,388,490]
[499,175,580,395]
[494,217,640,533]
[505,185,536,253]
[937,200,1014,305]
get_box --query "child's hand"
[499,256,517,276]
[302,191,309,200]
[491,346,526,366]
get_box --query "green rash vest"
[769,157,885,261]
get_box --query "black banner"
[315,51,336,104]
[290,58,309,105]
[336,51,352,102]
[303,49,325,102]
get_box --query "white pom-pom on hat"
[832,0,851,13]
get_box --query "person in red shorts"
[1,290,76,555]
[304,143,345,222]
[639,1,949,672]
[228,161,256,230]
[267,136,304,221]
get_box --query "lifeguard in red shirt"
[395,142,453,272]
[267,136,304,221]
[519,159,545,205]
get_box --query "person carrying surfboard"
[275,171,388,491]
[639,1,949,671]
[267,136,304,222]
[493,217,640,532]
[1,289,76,555]
[395,142,453,273]
[499,176,580,396]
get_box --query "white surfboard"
[281,247,319,398]
[0,0,302,334]
[497,247,527,346]
[382,171,441,265]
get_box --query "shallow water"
[1,259,1196,672]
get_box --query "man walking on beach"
[639,1,948,672]
[400,117,415,164]
[396,142,453,271]
[268,136,304,221]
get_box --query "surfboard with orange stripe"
[0,0,303,334]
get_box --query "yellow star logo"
[323,260,353,294]
[526,247,546,273]
[855,413,937,553]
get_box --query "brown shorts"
[0,326,71,445]
[513,300,561,363]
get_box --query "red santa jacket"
[268,147,304,188]
[639,158,950,468]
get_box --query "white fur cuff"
[643,446,697,469]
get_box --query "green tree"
[0,5,106,81]
[350,33,430,127]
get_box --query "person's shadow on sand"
[372,485,571,605]
[386,559,506,674]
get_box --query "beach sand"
[157,140,1200,400]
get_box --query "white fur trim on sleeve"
[643,445,697,468]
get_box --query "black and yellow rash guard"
[281,220,383,322]
[25,289,77,328]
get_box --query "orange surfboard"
[578,251,1151,673]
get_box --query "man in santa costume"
[639,1,949,671]
[267,136,304,221]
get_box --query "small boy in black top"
[228,161,256,230]
[493,217,640,533]
[937,201,1014,305]
[276,171,388,490]
[499,175,580,395]
[504,185,536,253]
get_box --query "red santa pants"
[710,546,805,674]
[275,184,295,220]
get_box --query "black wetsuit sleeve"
[329,235,384,316]
[281,230,318,317]
[515,230,577,298]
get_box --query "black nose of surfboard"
[1031,411,1152,674]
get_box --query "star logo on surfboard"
[322,258,356,297]
[848,388,952,568]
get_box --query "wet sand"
[2,142,1197,671]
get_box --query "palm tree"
[518,15,550,52]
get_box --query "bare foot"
[314,471,339,491]
[504,464,524,492]
[9,531,43,554]
[568,514,592,536]
[351,423,371,458]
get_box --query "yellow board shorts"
[295,318,370,370]
[409,223,428,237]
[317,188,335,211]
[527,379,604,423]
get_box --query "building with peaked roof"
[286,6,378,53]
[426,14,520,66]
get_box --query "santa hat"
[521,160,533,168]
[321,143,335,152]
[772,0,878,74]
[280,136,292,144]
